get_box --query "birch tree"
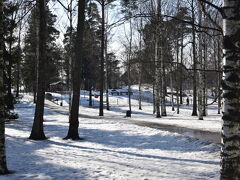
[220,0,240,178]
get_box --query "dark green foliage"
[22,6,61,92]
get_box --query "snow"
[3,91,221,179]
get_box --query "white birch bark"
[221,0,240,179]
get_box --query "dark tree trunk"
[191,0,197,116]
[6,36,14,110]
[89,83,92,107]
[0,0,9,174]
[217,40,221,115]
[64,0,86,140]
[99,1,105,116]
[29,0,47,140]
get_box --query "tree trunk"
[176,40,180,114]
[155,35,161,118]
[68,3,73,112]
[202,24,207,116]
[152,83,156,114]
[105,5,109,111]
[6,31,14,110]
[89,83,92,107]
[180,29,184,105]
[170,68,174,111]
[217,40,221,114]
[191,0,197,116]
[220,1,240,179]
[64,0,85,140]
[29,0,47,140]
[16,22,22,98]
[138,17,143,110]
[0,0,9,173]
[99,1,105,116]
[197,3,203,120]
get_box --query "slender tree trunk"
[197,3,203,120]
[29,0,47,140]
[155,34,161,118]
[127,18,133,116]
[217,40,221,114]
[64,0,85,140]
[202,19,207,116]
[105,9,109,111]
[68,2,73,112]
[176,40,180,114]
[191,0,197,116]
[89,83,92,107]
[6,32,14,110]
[152,83,156,114]
[170,68,174,111]
[180,30,184,105]
[16,21,22,98]
[0,0,9,173]
[161,48,167,116]
[33,7,39,104]
[138,17,143,110]
[99,1,105,116]
[220,1,240,179]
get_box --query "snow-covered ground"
[3,91,221,180]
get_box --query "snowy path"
[44,100,221,143]
[3,95,220,180]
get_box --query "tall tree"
[64,0,86,140]
[0,0,9,174]
[29,0,47,140]
[23,5,60,96]
[220,0,240,179]
[191,0,197,116]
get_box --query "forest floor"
[3,93,221,180]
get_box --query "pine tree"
[29,0,47,140]
[64,0,86,140]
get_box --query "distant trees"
[22,5,60,95]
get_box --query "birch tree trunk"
[65,0,85,140]
[0,0,9,174]
[29,0,47,140]
[220,0,240,179]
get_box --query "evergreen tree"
[22,4,60,93]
